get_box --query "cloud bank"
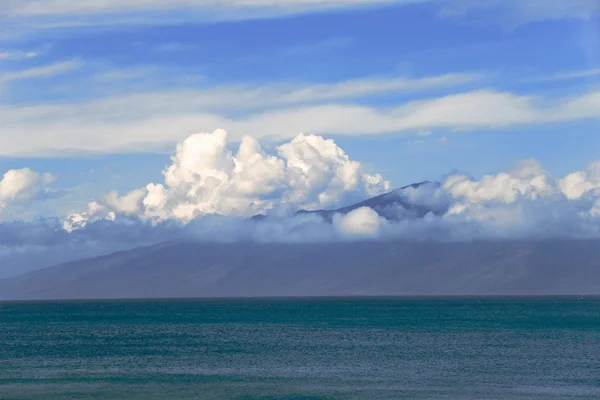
[3,130,600,277]
[63,130,600,242]
[2,86,599,156]
[0,70,484,156]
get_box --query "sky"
[1,0,600,276]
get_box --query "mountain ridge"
[253,181,438,222]
[2,239,600,301]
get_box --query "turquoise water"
[1,298,599,399]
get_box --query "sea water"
[1,298,599,399]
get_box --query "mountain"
[253,181,440,222]
[2,239,600,300]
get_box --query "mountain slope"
[253,181,440,222]
[2,240,600,300]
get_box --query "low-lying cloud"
[3,130,600,276]
[40,130,600,242]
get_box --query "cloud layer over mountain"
[3,129,600,277]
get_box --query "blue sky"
[1,0,600,220]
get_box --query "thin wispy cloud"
[0,60,81,82]
[1,86,598,156]
[438,0,600,26]
[154,42,199,53]
[0,0,400,16]
[0,0,412,31]
[529,68,600,83]
[0,50,39,60]
[0,69,483,154]
[2,0,598,32]
[279,37,355,58]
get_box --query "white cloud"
[57,155,600,244]
[390,159,600,239]
[334,206,384,237]
[6,154,600,279]
[70,129,390,223]
[530,68,600,83]
[0,72,483,155]
[444,159,556,206]
[1,0,405,16]
[2,0,597,30]
[0,50,39,60]
[0,168,54,211]
[0,0,417,30]
[438,0,600,26]
[275,73,481,103]
[58,127,600,242]
[558,161,600,200]
[0,60,81,82]
[1,83,599,156]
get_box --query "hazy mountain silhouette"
[2,183,599,301]
[2,239,600,300]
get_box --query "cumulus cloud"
[56,126,600,246]
[395,159,600,239]
[70,129,390,224]
[62,129,600,243]
[334,207,384,238]
[0,168,54,211]
[558,161,600,200]
[6,130,600,250]
[6,132,600,278]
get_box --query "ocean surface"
[1,298,599,399]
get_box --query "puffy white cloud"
[394,159,600,238]
[444,159,556,207]
[72,129,390,224]
[0,168,54,211]
[558,161,600,200]
[334,207,384,238]
[62,132,600,242]
[278,133,390,209]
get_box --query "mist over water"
[1,298,599,399]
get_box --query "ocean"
[1,298,599,399]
